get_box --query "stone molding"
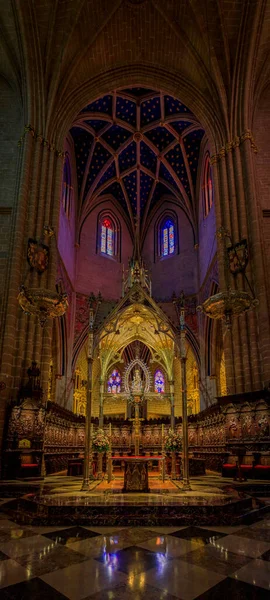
[18,124,65,157]
[210,130,258,164]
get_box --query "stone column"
[0,130,64,475]
[99,378,104,428]
[81,355,94,491]
[81,301,97,491]
[97,452,103,480]
[211,158,236,394]
[181,355,190,490]
[169,380,175,430]
[240,139,270,385]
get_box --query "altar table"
[108,455,165,489]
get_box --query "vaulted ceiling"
[72,88,205,239]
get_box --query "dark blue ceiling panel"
[141,97,161,127]
[123,171,137,215]
[183,129,205,188]
[84,119,109,133]
[164,95,192,116]
[99,182,127,212]
[170,120,191,136]
[118,141,136,173]
[70,127,94,196]
[102,124,132,150]
[149,181,176,213]
[140,140,157,174]
[144,127,174,152]
[81,94,113,115]
[159,163,179,192]
[83,142,111,200]
[116,97,136,127]
[165,143,191,198]
[95,161,116,192]
[140,171,153,215]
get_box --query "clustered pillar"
[0,129,64,474]
[211,133,269,394]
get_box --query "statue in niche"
[131,367,143,394]
[189,429,196,445]
[257,414,269,437]
[228,416,239,438]
[242,414,253,437]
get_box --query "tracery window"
[155,212,178,261]
[62,157,72,217]
[161,219,175,257]
[203,154,213,218]
[154,369,165,393]
[107,369,121,393]
[101,217,114,256]
[98,211,120,259]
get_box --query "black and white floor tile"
[0,509,270,599]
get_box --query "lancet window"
[154,369,165,393]
[107,370,121,393]
[101,217,114,256]
[156,213,178,260]
[203,154,213,218]
[62,157,72,217]
[98,211,120,259]
[162,219,175,257]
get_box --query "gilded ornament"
[18,286,68,328]
[197,288,258,326]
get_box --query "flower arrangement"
[92,429,110,453]
[164,428,182,452]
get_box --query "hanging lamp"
[197,228,258,327]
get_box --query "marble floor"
[0,498,270,599]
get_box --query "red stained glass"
[102,218,113,229]
[101,217,114,256]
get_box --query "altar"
[123,457,149,492]
[108,455,165,490]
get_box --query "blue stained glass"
[169,224,174,254]
[101,225,106,253]
[163,228,168,256]
[108,370,121,393]
[107,227,113,256]
[155,370,165,393]
[162,219,174,257]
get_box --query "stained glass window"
[162,219,175,257]
[154,370,165,393]
[203,155,213,218]
[101,217,114,256]
[107,369,121,393]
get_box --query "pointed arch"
[155,209,179,261]
[97,209,121,261]
[62,154,72,218]
[202,153,213,218]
